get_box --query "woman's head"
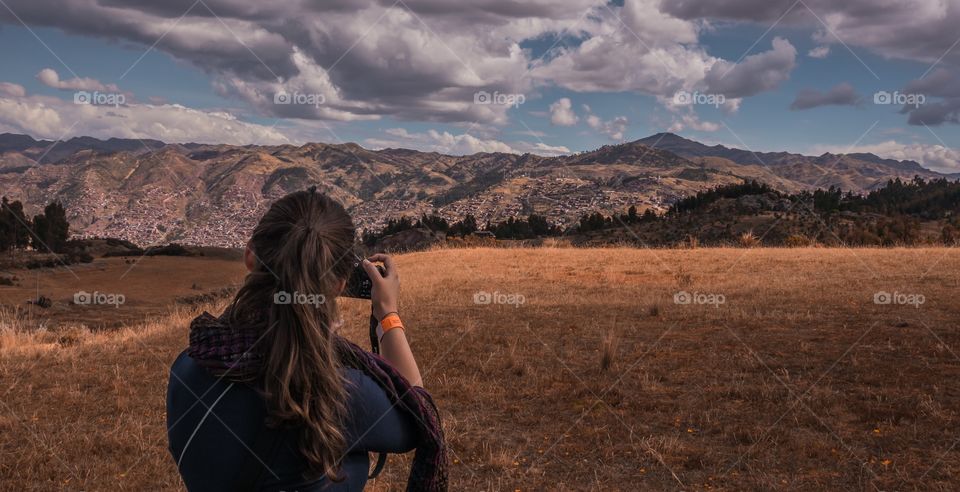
[230,187,355,481]
[243,187,355,292]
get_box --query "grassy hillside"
[1,247,959,490]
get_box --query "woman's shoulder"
[341,367,386,403]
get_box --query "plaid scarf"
[187,310,448,492]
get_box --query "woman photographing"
[166,189,447,491]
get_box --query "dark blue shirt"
[166,351,417,491]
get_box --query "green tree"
[0,197,32,252]
[32,201,70,253]
[449,214,478,237]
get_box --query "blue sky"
[0,0,957,171]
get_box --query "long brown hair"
[228,188,355,481]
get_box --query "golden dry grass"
[2,247,959,490]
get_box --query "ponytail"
[228,189,356,480]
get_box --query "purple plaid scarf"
[187,310,448,491]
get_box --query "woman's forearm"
[380,329,423,387]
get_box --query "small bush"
[739,230,760,248]
[784,234,816,247]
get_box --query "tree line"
[0,197,71,253]
[360,177,960,245]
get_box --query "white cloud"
[582,106,629,141]
[2,0,954,137]
[549,97,578,126]
[0,88,289,145]
[0,0,810,131]
[810,140,960,174]
[808,45,830,59]
[512,141,571,156]
[36,68,120,93]
[531,3,715,97]
[367,127,514,154]
[365,127,569,156]
[666,113,721,133]
[0,0,602,125]
[719,97,742,115]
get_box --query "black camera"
[342,257,385,299]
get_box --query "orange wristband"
[380,313,404,336]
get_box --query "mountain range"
[0,132,954,247]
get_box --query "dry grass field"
[0,255,246,331]
[1,247,959,490]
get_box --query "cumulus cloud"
[1,0,955,137]
[901,69,960,126]
[549,98,578,126]
[35,68,120,93]
[581,105,628,141]
[365,127,569,156]
[704,37,797,99]
[661,0,960,68]
[790,82,862,110]
[530,0,715,97]
[0,87,288,145]
[0,0,602,125]
[0,0,808,131]
[810,140,960,174]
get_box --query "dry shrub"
[784,234,817,247]
[739,230,760,248]
[481,442,514,469]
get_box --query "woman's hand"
[363,254,399,321]
[362,253,422,386]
